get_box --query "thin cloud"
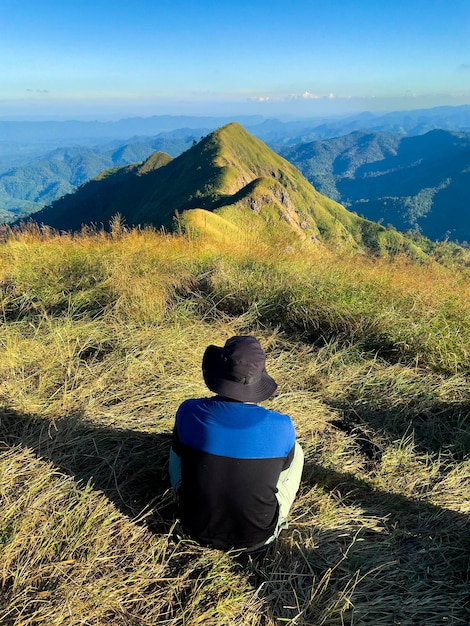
[457,64,470,71]
[26,89,50,94]
[287,92,319,100]
[288,91,335,101]
[250,91,336,104]
[247,95,271,102]
[300,91,320,100]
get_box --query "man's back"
[172,396,296,550]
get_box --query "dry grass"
[0,224,469,625]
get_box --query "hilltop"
[30,123,426,257]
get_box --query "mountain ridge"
[2,104,470,228]
[27,123,426,258]
[0,133,200,221]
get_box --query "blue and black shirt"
[171,396,296,550]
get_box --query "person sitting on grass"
[169,335,304,554]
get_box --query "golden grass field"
[0,221,469,625]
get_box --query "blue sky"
[1,0,470,120]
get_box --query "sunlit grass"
[0,223,468,625]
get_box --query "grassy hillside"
[29,123,430,258]
[0,221,468,625]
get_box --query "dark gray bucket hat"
[202,335,278,402]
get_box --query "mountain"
[0,115,265,143]
[0,132,201,222]
[281,129,470,243]
[0,116,263,172]
[28,123,423,256]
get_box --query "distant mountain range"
[2,105,470,149]
[2,104,470,173]
[251,105,470,146]
[281,129,470,243]
[27,123,425,258]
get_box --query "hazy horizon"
[2,99,470,124]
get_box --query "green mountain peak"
[29,123,425,256]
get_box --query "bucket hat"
[202,336,277,402]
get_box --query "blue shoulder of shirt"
[175,397,295,460]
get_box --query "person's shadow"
[0,406,175,532]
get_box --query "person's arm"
[169,422,183,490]
[169,447,182,490]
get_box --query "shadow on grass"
[329,395,470,460]
[274,458,470,624]
[246,457,470,624]
[0,407,176,531]
[1,406,469,624]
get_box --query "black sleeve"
[171,425,183,456]
[283,443,295,471]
